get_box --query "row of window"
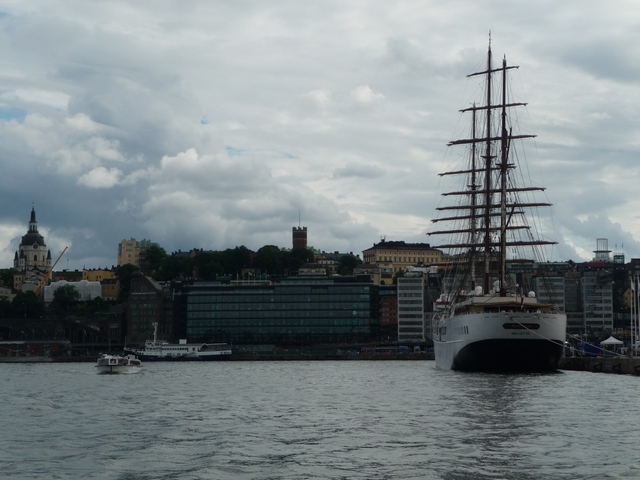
[130,303,159,309]
[398,334,424,340]
[375,255,438,263]
[188,294,371,303]
[187,318,372,328]
[187,310,371,320]
[190,285,370,295]
[187,302,371,311]
[187,325,372,335]
[130,311,158,318]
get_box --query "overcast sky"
[1,1,639,271]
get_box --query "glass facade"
[181,278,378,345]
[583,273,613,332]
[397,276,426,342]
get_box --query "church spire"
[29,205,38,233]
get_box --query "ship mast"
[499,55,509,296]
[470,105,478,290]
[483,44,494,294]
[429,41,557,299]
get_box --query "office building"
[397,275,426,342]
[175,276,378,347]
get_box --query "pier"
[559,356,640,375]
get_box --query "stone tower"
[292,226,307,249]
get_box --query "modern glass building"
[583,271,613,334]
[397,275,425,342]
[178,276,378,346]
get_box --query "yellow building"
[362,240,444,282]
[83,268,117,282]
[354,262,394,285]
[117,238,157,267]
[118,239,141,266]
[101,278,120,301]
[83,268,120,301]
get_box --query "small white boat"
[95,354,143,374]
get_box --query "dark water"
[1,361,638,480]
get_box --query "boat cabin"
[455,296,553,315]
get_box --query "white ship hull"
[124,342,232,361]
[434,311,566,372]
[128,323,232,361]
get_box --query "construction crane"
[35,246,68,295]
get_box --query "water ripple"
[1,362,639,479]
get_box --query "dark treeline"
[140,245,318,281]
[0,284,112,321]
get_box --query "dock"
[559,356,640,375]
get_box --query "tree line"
[138,244,360,282]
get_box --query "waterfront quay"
[44,352,432,362]
[8,344,640,375]
[559,356,640,375]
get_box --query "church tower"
[292,226,307,249]
[14,206,52,271]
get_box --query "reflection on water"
[1,362,639,479]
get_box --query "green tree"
[11,291,43,319]
[116,263,138,302]
[143,245,168,278]
[0,268,18,290]
[255,245,284,275]
[49,285,81,318]
[86,296,110,318]
[289,247,315,272]
[393,270,405,284]
[214,246,254,276]
[160,255,193,281]
[338,255,360,276]
[194,252,224,280]
[0,297,12,319]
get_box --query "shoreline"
[5,355,640,375]
[0,353,433,363]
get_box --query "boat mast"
[482,43,493,295]
[470,105,478,290]
[499,55,509,296]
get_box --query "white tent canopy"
[601,336,623,345]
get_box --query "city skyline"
[0,2,639,271]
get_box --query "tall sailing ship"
[429,42,567,372]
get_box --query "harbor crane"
[35,246,68,295]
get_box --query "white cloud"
[351,85,385,105]
[77,166,123,188]
[2,88,70,110]
[302,89,333,110]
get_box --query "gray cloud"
[0,1,639,270]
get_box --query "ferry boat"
[428,40,567,372]
[124,323,232,361]
[95,354,143,374]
